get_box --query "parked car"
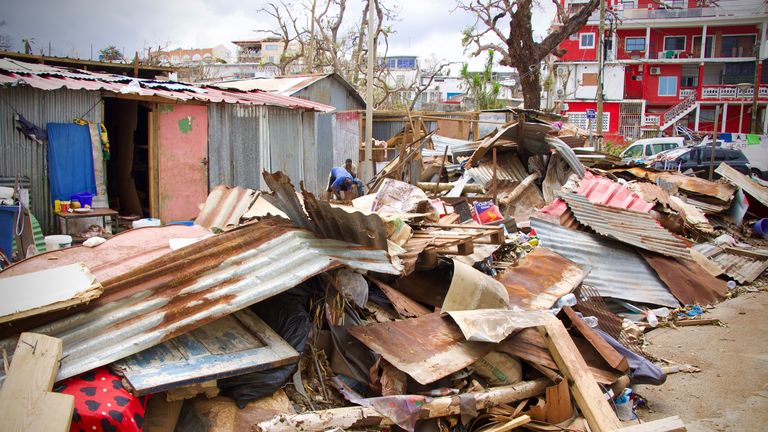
[620,137,685,163]
[700,136,768,179]
[651,146,751,177]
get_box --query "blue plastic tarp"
[47,123,96,202]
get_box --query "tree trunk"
[518,62,542,111]
[507,0,542,110]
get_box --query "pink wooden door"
[157,104,209,222]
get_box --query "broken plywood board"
[446,309,550,343]
[348,312,496,385]
[113,309,299,395]
[0,263,102,324]
[0,333,74,432]
[538,314,622,432]
[617,416,686,432]
[495,247,588,310]
[442,259,509,312]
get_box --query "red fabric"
[56,367,149,432]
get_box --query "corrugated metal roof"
[693,243,768,284]
[467,153,529,186]
[0,58,334,112]
[716,162,768,208]
[561,193,692,260]
[576,172,654,213]
[531,218,680,307]
[0,221,399,385]
[611,167,735,202]
[425,134,480,158]
[214,73,365,106]
[195,185,259,229]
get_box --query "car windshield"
[623,145,642,158]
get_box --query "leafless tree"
[457,0,599,110]
[0,20,12,51]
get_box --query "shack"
[0,58,333,233]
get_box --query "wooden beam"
[545,380,573,424]
[537,315,622,432]
[481,415,531,432]
[0,333,74,432]
[617,416,687,432]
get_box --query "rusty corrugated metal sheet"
[348,312,495,385]
[693,243,768,284]
[0,58,334,112]
[0,220,399,385]
[466,153,528,186]
[560,193,692,260]
[495,247,588,310]
[640,252,727,305]
[531,218,680,307]
[195,185,259,229]
[576,172,654,213]
[716,162,768,208]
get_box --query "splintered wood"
[0,333,74,432]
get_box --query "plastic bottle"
[727,280,737,290]
[646,310,659,327]
[582,316,599,328]
[554,293,577,309]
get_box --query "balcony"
[701,84,768,100]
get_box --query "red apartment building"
[552,0,768,142]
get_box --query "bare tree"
[457,0,599,110]
[0,20,12,51]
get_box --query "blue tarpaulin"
[47,123,96,202]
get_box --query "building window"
[580,33,596,49]
[662,0,686,8]
[625,37,645,52]
[268,56,276,63]
[663,36,686,52]
[581,72,598,86]
[621,0,636,9]
[396,58,416,69]
[658,76,678,96]
[265,44,278,51]
[567,112,610,132]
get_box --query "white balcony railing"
[701,85,766,99]
[643,115,661,126]
[680,88,695,98]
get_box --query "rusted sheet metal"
[0,59,334,112]
[466,153,528,186]
[370,278,430,318]
[0,225,211,281]
[576,172,654,213]
[716,162,768,208]
[611,167,736,202]
[531,218,679,307]
[348,312,495,385]
[442,259,509,312]
[640,252,727,306]
[195,185,259,229]
[113,309,299,395]
[560,193,692,260]
[262,171,389,250]
[446,309,550,343]
[495,247,588,310]
[693,243,768,284]
[0,221,399,385]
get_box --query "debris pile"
[1,113,767,432]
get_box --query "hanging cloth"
[47,123,97,202]
[14,113,47,143]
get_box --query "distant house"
[151,44,233,66]
[0,58,333,233]
[232,38,290,65]
[215,73,365,179]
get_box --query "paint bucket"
[44,235,72,251]
[752,218,768,238]
[132,218,162,229]
[71,192,94,208]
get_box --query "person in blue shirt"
[328,166,363,199]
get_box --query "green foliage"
[99,45,124,61]
[602,140,626,156]
[460,50,502,110]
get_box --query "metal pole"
[709,105,720,181]
[595,0,606,151]
[751,24,762,133]
[363,0,375,184]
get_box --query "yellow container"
[71,200,81,209]
[54,200,61,213]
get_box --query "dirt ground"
[633,285,768,431]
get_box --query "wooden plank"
[617,416,687,432]
[538,315,622,432]
[545,380,573,424]
[563,307,629,373]
[482,415,531,432]
[369,278,431,318]
[0,263,103,324]
[0,332,74,432]
[114,309,299,395]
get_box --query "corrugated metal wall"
[266,107,305,188]
[208,104,262,190]
[372,120,437,142]
[0,87,103,233]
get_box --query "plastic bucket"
[752,218,768,238]
[71,192,94,207]
[132,218,162,229]
[44,235,72,251]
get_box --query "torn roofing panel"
[113,309,299,395]
[560,193,692,260]
[693,243,768,284]
[0,223,399,385]
[494,247,588,310]
[640,252,727,305]
[576,172,654,213]
[348,312,494,385]
[716,162,768,208]
[531,218,679,308]
[466,153,529,186]
[611,167,736,202]
[195,185,259,229]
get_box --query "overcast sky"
[1,0,556,74]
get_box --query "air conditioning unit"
[637,64,644,72]
[557,88,565,96]
[650,67,661,75]
[557,66,569,77]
